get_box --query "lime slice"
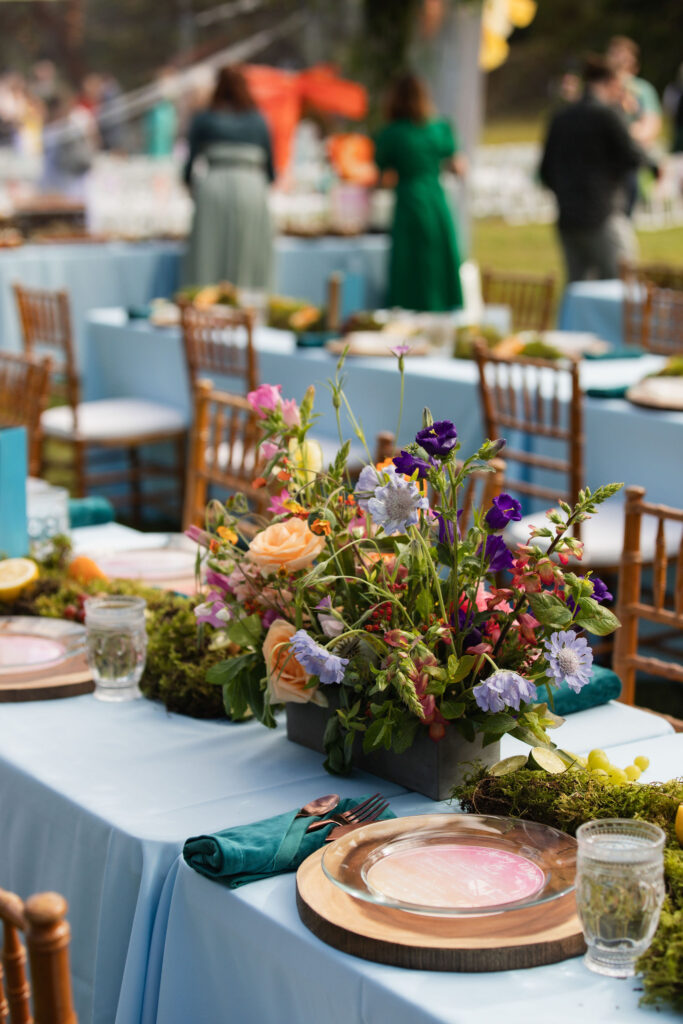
[526,748,567,773]
[0,558,39,602]
[489,755,528,777]
[557,749,587,769]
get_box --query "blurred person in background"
[30,61,64,122]
[182,65,274,289]
[374,72,464,312]
[540,56,658,282]
[98,74,125,152]
[42,87,97,197]
[663,63,683,153]
[606,36,662,215]
[145,68,178,158]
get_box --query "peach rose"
[263,619,326,705]
[247,517,325,573]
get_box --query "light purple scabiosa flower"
[544,630,593,693]
[354,463,387,512]
[473,671,537,713]
[289,629,349,684]
[367,472,429,535]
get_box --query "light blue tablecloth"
[559,279,626,347]
[0,684,675,1024]
[0,235,388,360]
[85,310,683,510]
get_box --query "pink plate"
[0,634,65,668]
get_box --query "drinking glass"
[84,596,147,702]
[576,819,666,978]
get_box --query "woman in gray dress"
[183,66,274,288]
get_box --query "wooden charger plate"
[296,847,584,972]
[0,653,93,702]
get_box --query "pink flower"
[260,441,280,460]
[185,524,211,548]
[267,489,291,515]
[281,398,300,428]
[247,384,282,419]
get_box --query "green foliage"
[453,768,683,1011]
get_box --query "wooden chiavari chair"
[480,269,555,333]
[620,260,683,348]
[613,485,683,728]
[474,344,682,574]
[641,284,683,356]
[0,351,51,477]
[0,887,76,1024]
[13,284,187,521]
[183,379,269,529]
[180,304,258,394]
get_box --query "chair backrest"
[180,305,258,394]
[0,351,52,476]
[474,343,584,536]
[480,269,555,333]
[12,285,80,414]
[0,888,76,1024]
[183,379,269,529]
[641,284,683,356]
[620,261,683,348]
[613,485,683,706]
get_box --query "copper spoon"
[293,794,340,820]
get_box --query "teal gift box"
[0,427,28,557]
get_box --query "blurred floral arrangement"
[188,353,621,774]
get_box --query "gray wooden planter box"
[286,696,500,801]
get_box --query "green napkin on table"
[585,384,630,399]
[584,347,644,361]
[183,796,396,888]
[537,664,622,716]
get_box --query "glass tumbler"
[576,818,666,978]
[84,596,147,702]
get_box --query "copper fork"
[305,793,386,833]
[324,800,390,842]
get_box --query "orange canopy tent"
[243,64,368,177]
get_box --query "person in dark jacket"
[539,57,657,281]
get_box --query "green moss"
[453,769,683,1011]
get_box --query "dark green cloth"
[183,109,275,185]
[585,384,630,399]
[538,664,622,716]
[68,497,115,528]
[184,796,396,888]
[584,347,645,360]
[374,118,463,312]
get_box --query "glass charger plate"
[0,617,86,675]
[321,814,577,917]
[86,539,198,581]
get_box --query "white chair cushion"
[213,439,258,474]
[505,502,683,568]
[41,399,188,442]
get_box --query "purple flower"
[455,604,481,649]
[485,493,523,531]
[434,509,464,545]
[473,671,537,713]
[354,463,389,512]
[289,629,348,684]
[194,591,230,629]
[478,535,514,573]
[591,576,612,603]
[185,524,211,548]
[367,473,429,535]
[390,343,412,357]
[544,630,593,693]
[205,568,231,593]
[261,608,278,629]
[415,420,458,458]
[393,450,434,479]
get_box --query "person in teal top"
[374,73,464,312]
[145,69,178,157]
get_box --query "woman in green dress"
[374,73,464,311]
[183,66,274,289]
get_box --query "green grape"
[587,749,611,772]
[634,756,650,771]
[607,767,629,785]
[625,765,642,782]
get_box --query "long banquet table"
[85,309,683,509]
[0,662,676,1024]
[0,234,388,358]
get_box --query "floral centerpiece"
[189,354,621,797]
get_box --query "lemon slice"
[0,558,39,602]
[676,804,683,847]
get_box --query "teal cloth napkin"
[584,347,644,361]
[68,496,115,528]
[127,304,151,319]
[537,664,622,716]
[184,796,396,888]
[585,384,630,399]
